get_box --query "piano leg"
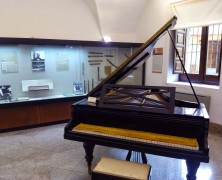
[186,160,200,180]
[83,142,95,174]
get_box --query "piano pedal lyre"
[126,150,147,164]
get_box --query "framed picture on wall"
[31,51,45,61]
[32,61,45,72]
[31,51,45,71]
[0,51,18,73]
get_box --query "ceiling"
[83,0,149,39]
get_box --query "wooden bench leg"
[126,150,147,164]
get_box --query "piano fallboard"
[64,99,209,163]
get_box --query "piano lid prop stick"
[167,30,201,108]
[97,67,100,81]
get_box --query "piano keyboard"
[72,123,199,151]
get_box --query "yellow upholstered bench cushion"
[92,157,151,180]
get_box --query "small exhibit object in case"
[22,79,53,92]
[0,85,12,100]
[73,82,83,94]
[92,157,151,180]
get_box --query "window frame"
[174,26,222,85]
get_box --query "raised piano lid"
[87,16,201,113]
[88,16,177,98]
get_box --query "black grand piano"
[64,16,209,180]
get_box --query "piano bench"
[91,157,151,180]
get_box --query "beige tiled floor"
[0,123,221,180]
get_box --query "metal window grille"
[185,27,202,74]
[206,24,222,75]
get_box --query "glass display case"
[0,38,144,104]
[0,38,144,131]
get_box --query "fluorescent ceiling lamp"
[103,35,112,42]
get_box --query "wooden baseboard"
[2,120,221,137]
[209,122,222,135]
[0,119,69,133]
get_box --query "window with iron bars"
[173,24,222,85]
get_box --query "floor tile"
[0,123,221,180]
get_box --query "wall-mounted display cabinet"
[0,38,143,131]
[0,38,143,103]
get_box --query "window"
[173,24,222,85]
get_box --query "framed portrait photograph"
[31,51,45,71]
[31,51,45,61]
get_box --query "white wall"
[136,0,170,86]
[0,0,102,41]
[1,0,222,125]
[135,0,222,125]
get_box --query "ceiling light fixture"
[103,35,112,42]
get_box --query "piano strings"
[103,87,169,108]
